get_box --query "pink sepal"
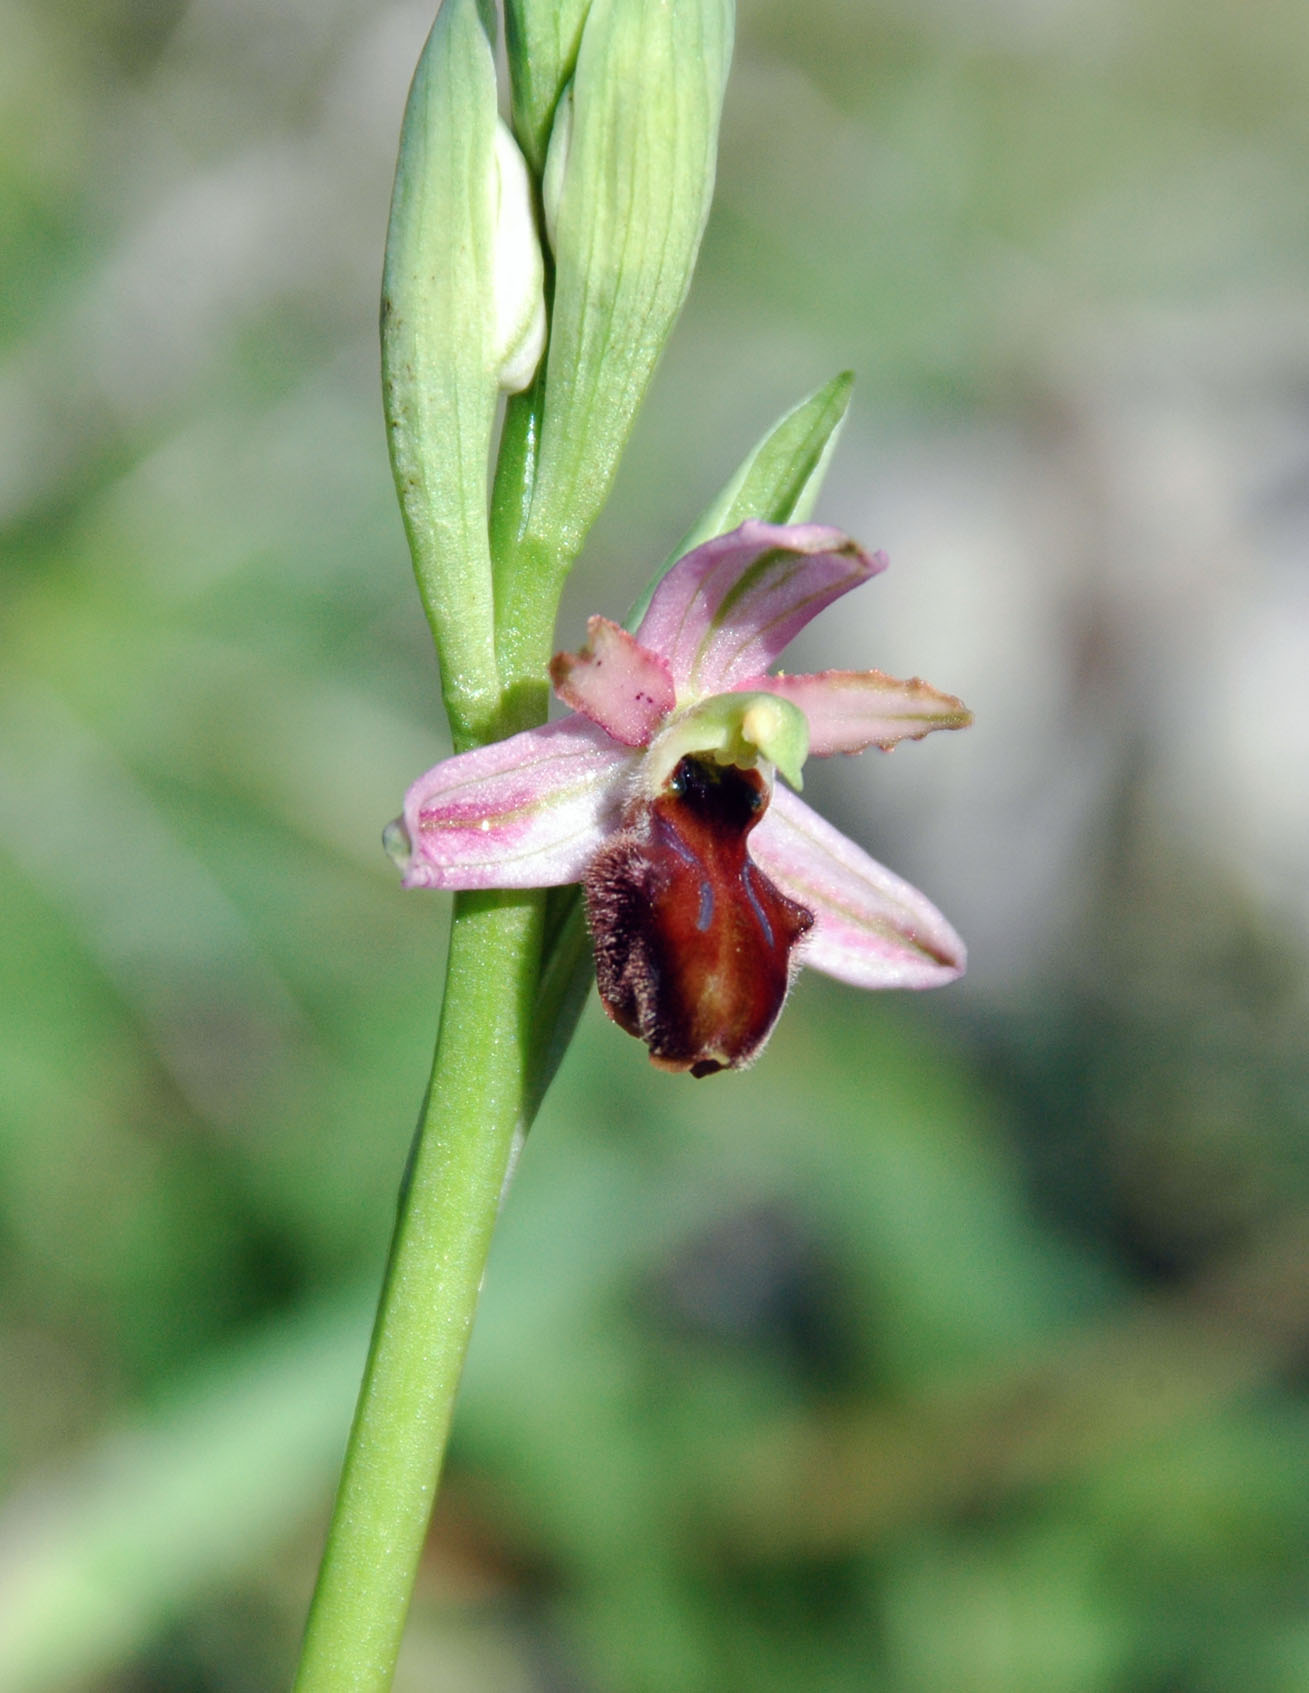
[635,520,885,696]
[749,784,965,988]
[735,669,972,756]
[401,718,634,890]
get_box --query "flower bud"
[491,121,546,394]
[519,0,735,568]
[381,0,546,743]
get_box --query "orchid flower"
[387,521,971,1076]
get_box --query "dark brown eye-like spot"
[584,757,813,1076]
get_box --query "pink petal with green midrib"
[401,718,633,890]
[550,616,676,746]
[750,784,965,989]
[734,669,973,755]
[636,520,885,696]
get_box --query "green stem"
[294,383,576,1693]
[491,383,571,719]
[488,386,541,577]
[526,887,592,1125]
[293,887,544,1693]
[295,311,581,1693]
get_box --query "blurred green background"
[3,0,1308,1688]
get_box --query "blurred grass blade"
[0,1297,371,1693]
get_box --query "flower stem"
[292,887,545,1693]
[295,314,572,1693]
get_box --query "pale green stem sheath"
[293,887,545,1693]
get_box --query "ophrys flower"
[387,521,971,1074]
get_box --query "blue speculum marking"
[660,817,700,872]
[696,879,715,932]
[741,861,775,949]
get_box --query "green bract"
[674,370,855,554]
[521,0,734,570]
[503,0,591,172]
[381,0,545,748]
[628,371,855,629]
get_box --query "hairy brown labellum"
[584,756,814,1076]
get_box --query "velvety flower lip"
[389,519,972,1062]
